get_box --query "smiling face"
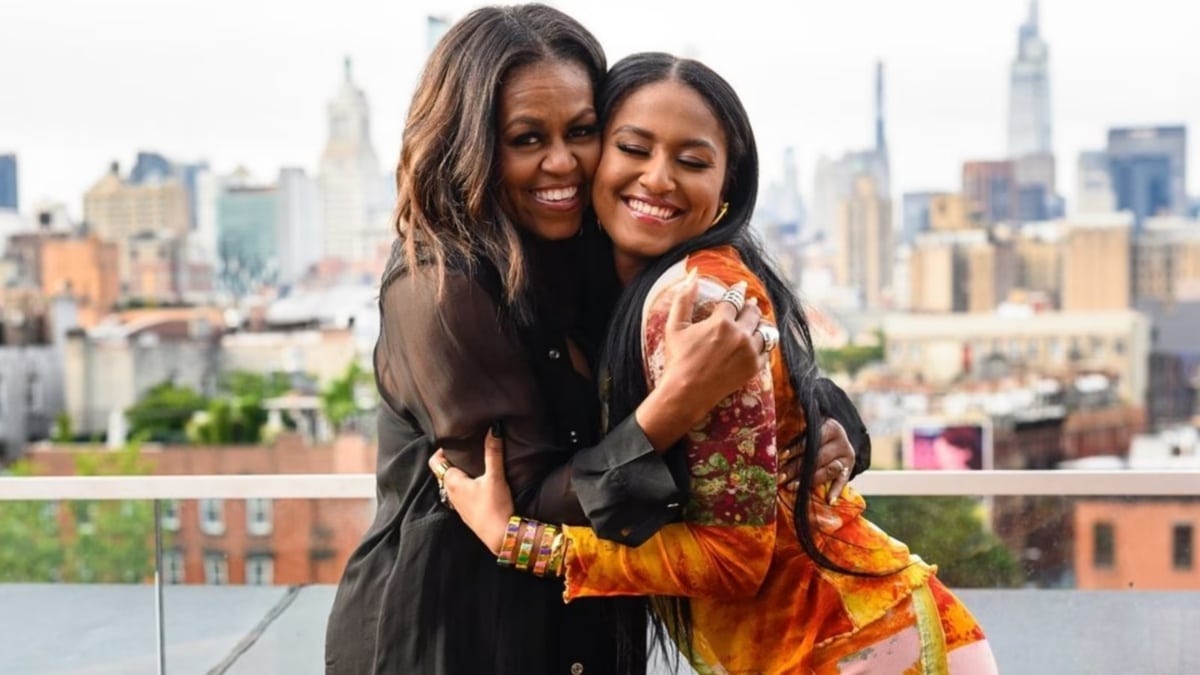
[592,79,728,282]
[496,59,601,240]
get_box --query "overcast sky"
[2,0,1196,219]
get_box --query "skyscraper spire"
[343,56,352,83]
[1007,0,1052,157]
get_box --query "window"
[162,550,185,584]
[160,500,181,532]
[1093,522,1115,568]
[199,498,225,536]
[27,372,43,413]
[245,555,274,586]
[1173,524,1194,571]
[246,498,273,537]
[203,552,228,585]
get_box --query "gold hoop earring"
[712,202,730,226]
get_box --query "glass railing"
[2,471,1198,674]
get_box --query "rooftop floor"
[4,585,1199,674]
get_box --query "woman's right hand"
[430,426,513,555]
[636,273,770,451]
[660,274,767,405]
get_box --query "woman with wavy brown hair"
[322,6,852,674]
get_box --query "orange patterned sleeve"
[563,248,781,602]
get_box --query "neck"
[613,249,647,288]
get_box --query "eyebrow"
[612,124,718,152]
[503,108,597,133]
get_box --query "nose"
[540,139,578,175]
[638,152,674,194]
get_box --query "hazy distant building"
[318,58,389,264]
[0,154,17,211]
[1076,151,1117,215]
[217,179,279,295]
[1062,215,1132,311]
[1107,126,1188,228]
[40,234,121,328]
[278,168,322,283]
[130,152,172,184]
[1012,222,1065,307]
[1133,217,1200,304]
[963,160,1018,225]
[808,62,890,243]
[84,162,190,292]
[836,175,892,309]
[884,310,1151,406]
[901,192,950,244]
[1007,0,1053,158]
[909,229,1012,314]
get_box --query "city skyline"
[2,0,1197,219]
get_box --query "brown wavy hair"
[394,4,606,321]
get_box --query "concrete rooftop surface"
[2,585,1199,674]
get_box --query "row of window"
[1093,521,1194,570]
[890,335,1128,364]
[160,498,273,537]
[161,551,274,585]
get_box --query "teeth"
[627,198,678,220]
[533,186,577,202]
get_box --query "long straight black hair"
[594,52,863,664]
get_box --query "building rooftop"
[2,584,1197,674]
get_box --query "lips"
[623,195,681,223]
[530,185,582,212]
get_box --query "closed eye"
[616,142,650,156]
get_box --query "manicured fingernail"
[490,421,505,439]
[788,480,799,491]
[732,281,748,293]
[746,296,758,307]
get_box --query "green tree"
[66,442,158,583]
[864,496,1024,588]
[126,381,208,442]
[0,462,66,582]
[0,442,159,583]
[186,370,293,444]
[321,360,374,432]
[51,412,73,443]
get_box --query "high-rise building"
[1133,217,1200,304]
[0,154,17,211]
[836,175,892,309]
[1076,151,1116,214]
[217,177,279,295]
[963,160,1018,225]
[130,151,173,184]
[1007,0,1052,158]
[83,161,191,293]
[808,64,890,243]
[278,168,322,283]
[318,58,389,264]
[1062,215,1132,311]
[901,192,950,245]
[909,230,1011,314]
[1107,126,1188,228]
[1012,222,1064,307]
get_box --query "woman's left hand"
[429,426,514,554]
[778,418,854,505]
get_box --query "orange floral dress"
[561,247,997,674]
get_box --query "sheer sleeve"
[562,253,780,601]
[377,267,678,525]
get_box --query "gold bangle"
[515,520,538,571]
[496,516,523,568]
[533,524,558,576]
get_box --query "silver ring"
[720,287,746,313]
[755,324,780,354]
